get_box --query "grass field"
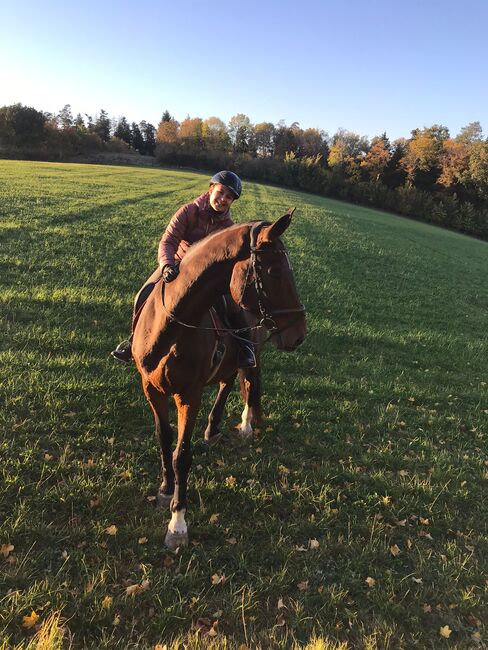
[0,160,487,649]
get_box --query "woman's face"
[209,183,235,213]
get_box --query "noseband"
[243,221,306,333]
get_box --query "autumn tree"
[254,122,275,157]
[400,125,449,189]
[328,129,368,180]
[179,116,204,150]
[156,117,179,144]
[361,133,391,182]
[202,116,229,150]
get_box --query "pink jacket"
[158,192,234,268]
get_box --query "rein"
[160,221,306,340]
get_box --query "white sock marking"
[239,404,253,436]
[168,509,187,535]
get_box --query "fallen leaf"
[439,625,452,638]
[1,543,14,558]
[112,614,121,626]
[365,577,376,587]
[276,614,286,626]
[105,525,118,536]
[382,496,391,506]
[154,645,168,650]
[90,498,101,508]
[419,517,430,525]
[163,557,174,568]
[211,573,226,585]
[126,580,150,596]
[22,611,39,629]
[277,597,284,609]
[295,545,307,552]
[146,496,156,502]
[212,609,223,618]
[398,470,408,477]
[138,537,148,545]
[44,453,53,461]
[390,544,401,556]
[297,580,309,591]
[226,537,237,545]
[101,596,113,609]
[309,538,320,549]
[412,577,423,584]
[209,513,219,524]
[419,530,433,541]
[225,476,236,487]
[423,603,432,613]
[216,458,225,466]
[396,519,407,527]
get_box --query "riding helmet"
[210,170,242,199]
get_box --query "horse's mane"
[178,221,256,282]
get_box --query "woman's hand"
[162,264,180,283]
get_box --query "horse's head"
[230,210,307,352]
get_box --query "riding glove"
[162,264,180,283]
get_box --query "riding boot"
[111,336,133,363]
[226,310,256,369]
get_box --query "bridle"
[239,221,306,333]
[161,221,306,338]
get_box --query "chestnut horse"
[132,210,306,548]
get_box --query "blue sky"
[1,0,487,141]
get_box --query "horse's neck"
[164,224,249,327]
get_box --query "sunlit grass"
[0,160,486,648]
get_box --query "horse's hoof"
[204,431,223,447]
[236,424,253,439]
[164,530,189,550]
[156,491,174,508]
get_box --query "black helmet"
[210,170,242,199]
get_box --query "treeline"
[1,103,487,239]
[0,104,156,159]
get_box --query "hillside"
[1,161,487,649]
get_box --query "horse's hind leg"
[238,360,263,437]
[143,382,174,507]
[204,373,237,445]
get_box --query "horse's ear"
[262,208,295,242]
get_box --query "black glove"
[162,263,180,283]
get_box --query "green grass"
[0,160,487,649]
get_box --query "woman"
[111,170,255,367]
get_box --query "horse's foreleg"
[204,373,237,445]
[143,383,174,507]
[165,389,202,550]
[238,361,263,437]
